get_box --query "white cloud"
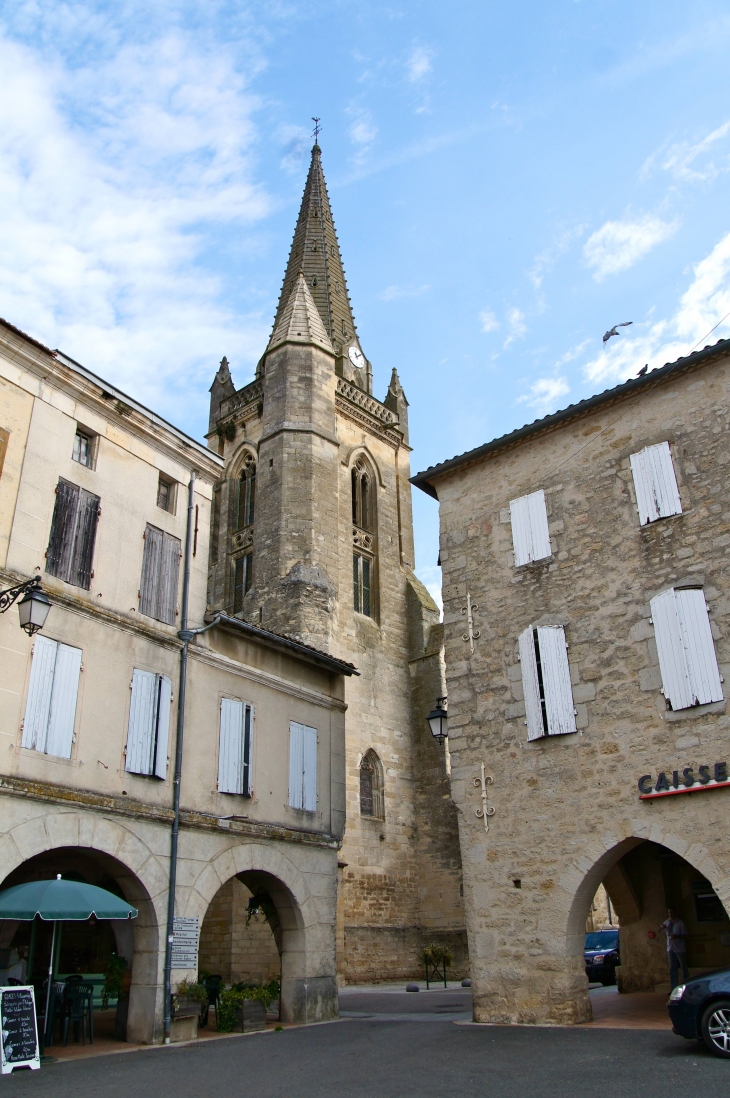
[379,284,429,301]
[584,215,678,281]
[415,565,443,616]
[504,307,526,347]
[517,376,570,414]
[583,230,730,388]
[0,27,270,428]
[662,120,730,184]
[406,46,433,84]
[278,124,311,174]
[478,309,499,333]
[347,107,378,148]
[529,225,585,288]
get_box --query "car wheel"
[701,1000,730,1058]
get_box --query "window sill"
[665,700,726,722]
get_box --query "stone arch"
[0,812,166,1043]
[230,442,259,481]
[341,443,385,488]
[184,842,336,1023]
[359,749,385,820]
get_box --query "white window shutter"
[650,589,693,711]
[44,643,82,758]
[675,589,723,706]
[631,442,682,525]
[510,495,533,568]
[527,490,552,561]
[536,626,576,736]
[630,449,658,525]
[218,698,244,794]
[302,725,318,812]
[242,704,253,797]
[518,626,544,741]
[153,675,172,779]
[22,636,58,752]
[289,722,304,809]
[126,669,157,775]
[510,490,551,566]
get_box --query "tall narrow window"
[359,749,384,819]
[518,624,576,740]
[650,588,723,711]
[139,524,181,625]
[510,490,551,567]
[353,554,371,616]
[211,486,221,563]
[352,458,375,618]
[218,699,253,795]
[125,669,171,778]
[233,553,253,613]
[157,475,176,514]
[22,635,82,759]
[289,721,317,812]
[237,455,256,529]
[630,442,682,525]
[46,478,100,590]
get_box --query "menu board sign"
[0,986,40,1073]
[171,916,199,970]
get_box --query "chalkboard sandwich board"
[0,986,40,1073]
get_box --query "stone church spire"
[268,143,370,391]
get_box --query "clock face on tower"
[348,345,366,370]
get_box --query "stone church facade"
[206,143,466,982]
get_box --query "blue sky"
[2,1,730,606]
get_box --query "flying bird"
[637,364,648,377]
[603,322,633,344]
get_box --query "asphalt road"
[3,1018,727,1097]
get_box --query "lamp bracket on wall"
[474,762,495,833]
[461,592,480,653]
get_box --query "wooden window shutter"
[126,669,158,775]
[139,525,163,618]
[71,489,100,589]
[289,721,305,809]
[153,675,172,779]
[631,442,682,525]
[510,490,551,567]
[518,626,544,741]
[21,635,58,752]
[44,643,83,758]
[158,533,181,625]
[218,698,244,794]
[652,588,723,710]
[46,479,80,582]
[301,724,318,812]
[536,626,576,736]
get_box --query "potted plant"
[170,978,209,1042]
[422,944,453,989]
[217,980,280,1033]
[102,954,131,1040]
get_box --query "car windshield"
[585,932,618,951]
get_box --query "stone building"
[206,142,466,982]
[412,339,730,1024]
[0,317,356,1040]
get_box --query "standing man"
[660,907,689,989]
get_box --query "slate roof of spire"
[268,271,334,354]
[411,337,730,499]
[269,143,360,357]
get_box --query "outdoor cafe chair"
[62,983,95,1046]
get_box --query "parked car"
[584,930,620,986]
[668,967,730,1058]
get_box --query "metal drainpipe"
[162,472,223,1042]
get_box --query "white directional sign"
[171,916,199,969]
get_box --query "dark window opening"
[532,628,549,736]
[157,475,175,513]
[353,553,371,617]
[72,430,93,468]
[233,553,253,613]
[359,750,384,819]
[237,458,256,529]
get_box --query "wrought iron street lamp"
[427,696,448,745]
[0,576,52,636]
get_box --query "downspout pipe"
[162,470,223,1042]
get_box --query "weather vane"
[312,117,321,143]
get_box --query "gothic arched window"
[237,454,256,530]
[359,750,384,819]
[352,458,376,618]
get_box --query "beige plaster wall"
[432,349,730,1023]
[0,368,33,570]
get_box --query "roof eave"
[210,613,359,676]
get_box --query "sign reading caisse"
[0,986,40,1073]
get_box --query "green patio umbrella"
[0,875,137,1046]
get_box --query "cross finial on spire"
[311,117,321,144]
